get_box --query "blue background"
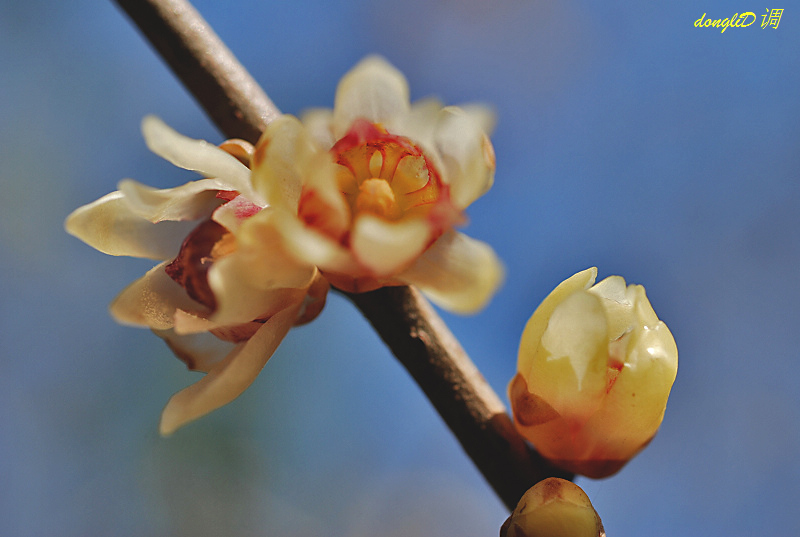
[1,1,798,535]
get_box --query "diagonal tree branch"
[112,0,571,511]
[113,0,279,142]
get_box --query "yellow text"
[694,12,757,33]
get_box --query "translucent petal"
[65,191,196,259]
[141,115,256,199]
[398,231,503,314]
[350,215,432,276]
[153,328,234,373]
[272,210,359,275]
[118,178,226,222]
[300,108,336,148]
[433,107,496,209]
[208,251,310,327]
[226,209,318,289]
[333,56,410,138]
[250,115,314,210]
[518,268,597,377]
[159,303,302,435]
[109,262,204,329]
[392,97,444,148]
[537,292,608,418]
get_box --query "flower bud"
[500,478,605,537]
[509,268,678,478]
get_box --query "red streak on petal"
[216,190,239,202]
[605,358,624,393]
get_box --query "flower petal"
[517,268,597,377]
[159,302,302,435]
[391,97,444,148]
[110,262,205,329]
[117,178,227,223]
[65,191,197,259]
[333,56,410,137]
[350,215,432,276]
[153,328,234,372]
[300,107,336,148]
[226,209,318,289]
[398,231,503,314]
[272,210,359,275]
[141,115,257,200]
[433,106,496,209]
[251,115,315,210]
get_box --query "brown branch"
[111,0,570,511]
[113,0,279,142]
[346,286,572,509]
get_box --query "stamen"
[355,178,400,219]
[368,149,383,178]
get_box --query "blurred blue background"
[1,0,798,535]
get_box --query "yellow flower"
[66,116,327,434]
[501,478,605,537]
[250,56,503,313]
[509,268,678,478]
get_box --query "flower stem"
[111,0,571,511]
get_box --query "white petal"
[351,215,432,276]
[65,192,196,259]
[209,255,310,327]
[458,103,497,135]
[300,108,336,148]
[250,115,315,210]
[153,328,233,372]
[109,262,204,329]
[210,192,263,232]
[393,97,444,148]
[159,302,302,435]
[399,231,503,314]
[141,115,256,199]
[333,56,410,137]
[227,209,318,289]
[433,107,496,209]
[117,178,226,222]
[272,210,359,274]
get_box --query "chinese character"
[761,8,783,29]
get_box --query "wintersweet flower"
[500,478,605,537]
[250,56,503,313]
[66,116,328,434]
[509,268,678,478]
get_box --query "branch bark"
[112,0,570,511]
[113,0,279,142]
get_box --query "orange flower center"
[331,119,447,223]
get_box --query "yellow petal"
[333,56,410,137]
[502,478,604,537]
[398,231,504,314]
[350,214,432,276]
[65,190,200,260]
[141,115,256,200]
[251,115,315,210]
[433,106,496,209]
[518,268,597,376]
[153,329,233,373]
[109,262,204,329]
[159,302,302,435]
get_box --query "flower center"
[331,119,444,223]
[355,178,399,219]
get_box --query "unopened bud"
[500,478,605,537]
